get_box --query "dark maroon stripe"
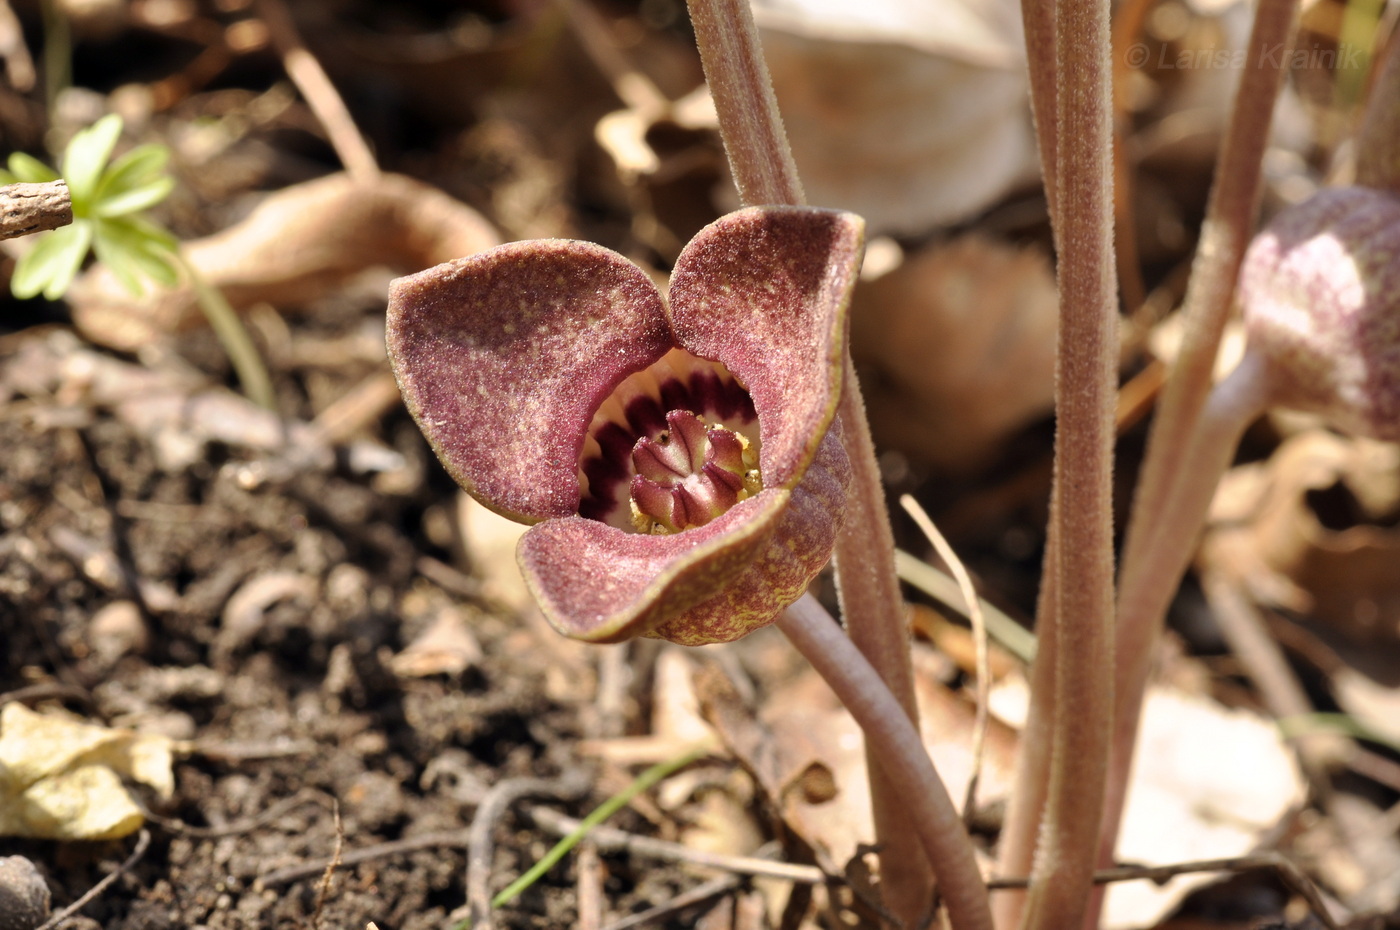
[594,421,636,464]
[689,372,724,419]
[659,375,693,415]
[625,395,667,437]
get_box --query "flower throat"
[578,349,762,533]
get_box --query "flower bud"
[1239,186,1400,441]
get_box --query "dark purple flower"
[388,206,862,644]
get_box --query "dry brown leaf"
[753,0,1036,234]
[455,491,532,613]
[1104,688,1306,929]
[1206,431,1400,643]
[68,172,499,350]
[390,607,485,679]
[851,235,1059,471]
[698,644,1016,878]
[0,703,181,841]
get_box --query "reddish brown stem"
[685,0,802,207]
[1017,0,1120,928]
[684,0,938,923]
[1107,1,1300,917]
[994,7,1060,929]
[780,596,992,930]
[1357,25,1400,192]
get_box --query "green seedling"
[4,114,276,410]
[2,113,178,300]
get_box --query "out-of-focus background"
[2,0,1398,927]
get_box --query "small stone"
[89,600,149,663]
[0,856,51,930]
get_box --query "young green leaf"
[94,217,180,292]
[93,176,175,218]
[61,114,123,208]
[5,153,60,184]
[92,144,171,209]
[12,222,93,300]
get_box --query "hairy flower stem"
[994,5,1060,927]
[1016,1,1119,929]
[1356,28,1400,192]
[685,0,937,922]
[1106,0,1299,911]
[779,596,992,930]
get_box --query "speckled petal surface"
[387,241,672,522]
[668,207,864,488]
[1241,186,1400,441]
[518,490,791,642]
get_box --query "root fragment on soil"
[464,772,592,930]
[35,829,150,930]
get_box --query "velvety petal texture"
[670,206,863,488]
[387,240,672,522]
[1240,186,1400,442]
[388,206,865,645]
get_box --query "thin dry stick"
[253,0,379,183]
[526,807,827,884]
[309,799,344,930]
[577,841,605,930]
[1107,0,1300,899]
[987,851,1341,929]
[901,494,991,823]
[465,772,592,930]
[1201,569,1340,793]
[778,595,993,930]
[1019,0,1119,928]
[36,829,150,930]
[600,874,741,930]
[0,180,72,239]
[683,0,933,922]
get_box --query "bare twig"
[0,181,72,240]
[600,874,741,930]
[253,0,379,183]
[576,841,605,930]
[466,772,592,930]
[524,806,828,884]
[258,831,468,889]
[139,789,327,839]
[36,829,150,930]
[988,851,1341,930]
[309,800,344,930]
[900,495,991,825]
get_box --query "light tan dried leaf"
[1207,431,1400,642]
[1104,688,1306,929]
[752,0,1035,234]
[68,172,499,350]
[456,491,531,613]
[391,607,485,678]
[0,703,180,840]
[851,235,1059,471]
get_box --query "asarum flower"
[387,206,863,645]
